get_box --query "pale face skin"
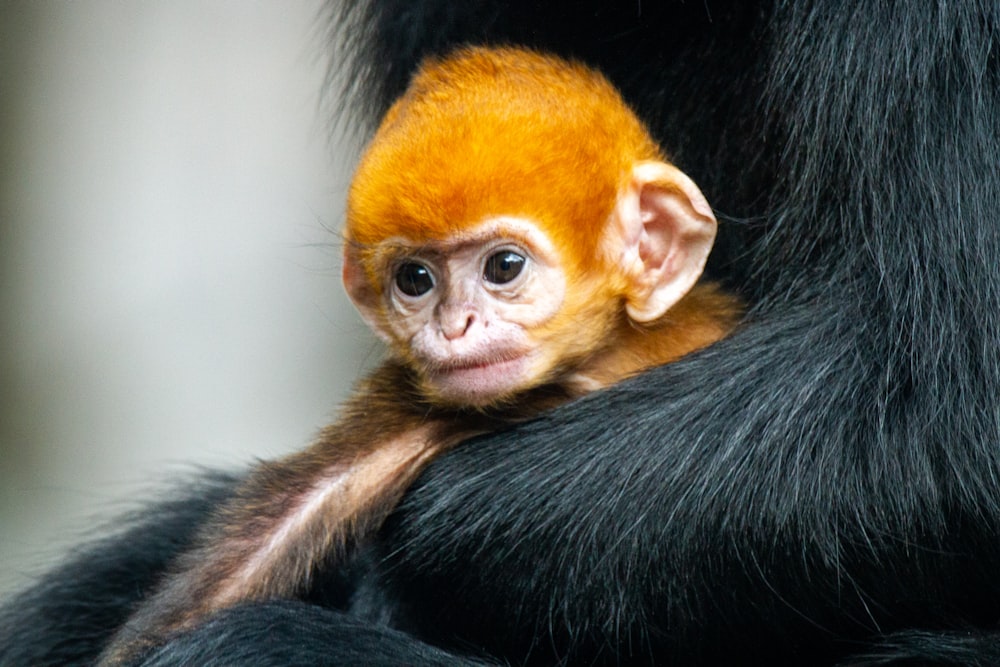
[360,217,568,405]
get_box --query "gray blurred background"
[0,1,378,595]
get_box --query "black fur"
[137,602,493,667]
[0,473,238,666]
[5,1,1000,665]
[851,631,1000,667]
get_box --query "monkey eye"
[483,250,526,284]
[394,261,435,297]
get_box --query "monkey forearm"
[361,304,905,657]
[98,362,475,665]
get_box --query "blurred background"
[0,1,377,595]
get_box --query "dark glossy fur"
[4,1,1000,664]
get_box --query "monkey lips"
[426,352,534,404]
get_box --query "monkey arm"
[365,301,870,660]
[353,297,1000,664]
[0,505,494,667]
[0,467,496,667]
[96,361,484,665]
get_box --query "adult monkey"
[3,2,1000,666]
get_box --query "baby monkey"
[100,46,742,664]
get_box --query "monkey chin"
[424,354,535,408]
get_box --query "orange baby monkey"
[99,46,741,664]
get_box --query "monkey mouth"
[439,355,521,372]
[427,353,532,403]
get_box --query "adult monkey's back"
[4,2,1000,665]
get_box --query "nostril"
[441,312,475,340]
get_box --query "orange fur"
[346,47,662,283]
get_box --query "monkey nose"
[440,312,475,341]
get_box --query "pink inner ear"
[637,193,675,273]
[622,163,717,323]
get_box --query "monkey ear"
[612,161,717,323]
[342,243,392,342]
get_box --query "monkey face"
[347,217,579,407]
